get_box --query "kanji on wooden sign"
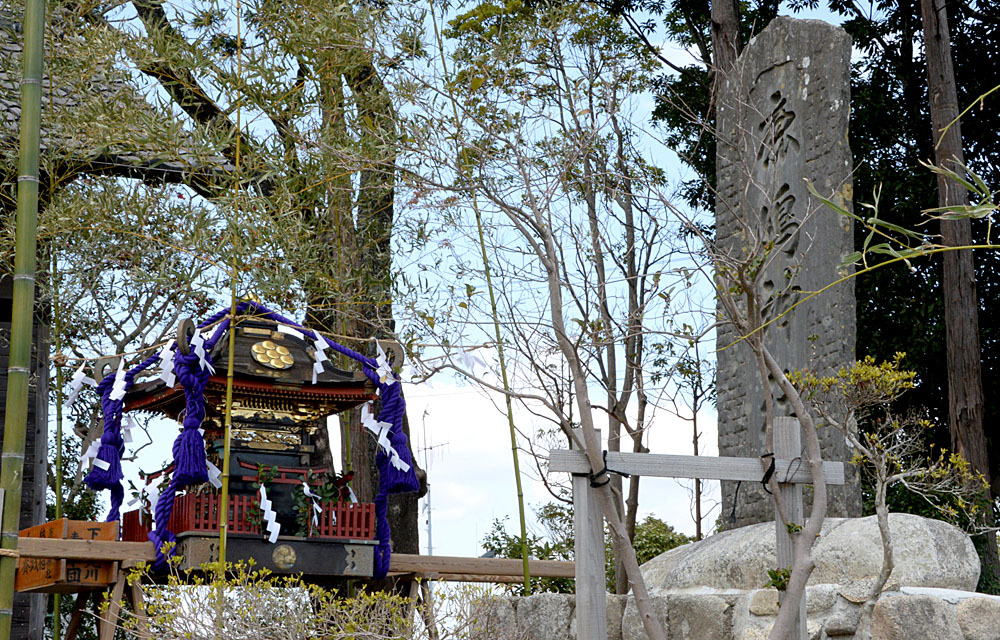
[15,519,118,593]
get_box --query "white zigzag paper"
[109,358,128,401]
[259,485,281,544]
[157,339,176,387]
[65,363,97,408]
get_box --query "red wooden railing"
[122,493,375,542]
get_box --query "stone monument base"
[465,515,996,640]
[466,586,1000,640]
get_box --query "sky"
[399,376,720,558]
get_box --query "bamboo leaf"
[868,219,924,239]
[805,180,861,222]
[840,251,863,266]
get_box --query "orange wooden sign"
[15,519,118,593]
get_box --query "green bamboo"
[0,0,46,632]
[218,0,242,575]
[50,250,65,639]
[471,202,532,595]
[426,4,532,592]
[217,267,239,566]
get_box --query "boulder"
[621,594,669,640]
[516,593,573,640]
[667,593,732,640]
[466,593,518,639]
[641,514,978,591]
[956,596,1000,640]
[871,594,962,640]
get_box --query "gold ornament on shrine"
[251,340,294,370]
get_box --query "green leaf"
[868,218,923,239]
[840,251,863,266]
[470,76,485,92]
[805,180,860,221]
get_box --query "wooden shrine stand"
[15,521,151,640]
[61,562,149,640]
[550,419,845,640]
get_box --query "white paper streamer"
[454,349,489,378]
[313,336,329,362]
[311,336,329,384]
[190,330,215,375]
[80,439,101,472]
[361,403,410,472]
[277,325,304,340]
[93,458,110,471]
[206,461,223,489]
[157,339,177,387]
[374,341,396,386]
[128,484,160,528]
[127,483,160,527]
[65,364,97,408]
[301,482,323,527]
[109,358,128,401]
[122,414,136,444]
[361,403,393,454]
[259,485,281,544]
[389,449,411,473]
[145,485,160,529]
[347,486,358,504]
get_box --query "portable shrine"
[83,301,417,581]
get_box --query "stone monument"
[715,17,861,527]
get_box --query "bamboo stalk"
[425,3,533,593]
[218,0,243,580]
[471,201,532,595]
[0,0,46,632]
[217,269,239,564]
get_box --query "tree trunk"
[710,0,741,102]
[920,0,998,581]
[308,56,425,569]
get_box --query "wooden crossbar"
[548,450,845,485]
[19,539,156,562]
[388,554,574,578]
[16,538,574,580]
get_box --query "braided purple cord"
[147,319,232,569]
[147,475,180,570]
[85,352,160,522]
[370,380,419,577]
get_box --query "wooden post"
[64,592,90,640]
[774,417,807,640]
[129,580,150,640]
[571,429,606,640]
[99,576,126,640]
[550,424,843,640]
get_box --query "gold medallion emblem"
[272,544,296,570]
[252,340,294,369]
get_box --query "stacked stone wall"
[473,589,1000,640]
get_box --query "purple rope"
[148,318,231,570]
[85,353,160,522]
